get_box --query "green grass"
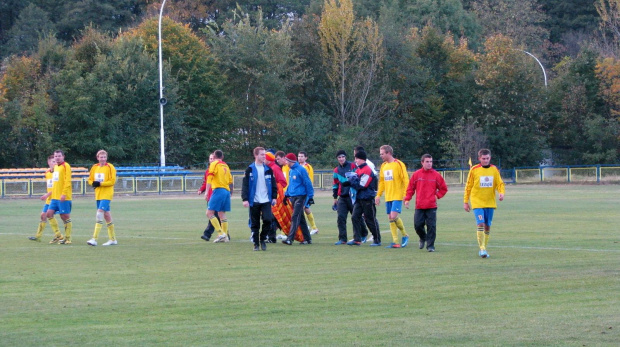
[1,185,619,346]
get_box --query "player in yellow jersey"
[29,155,63,242]
[206,149,234,243]
[298,151,319,234]
[47,150,73,244]
[375,145,410,248]
[86,150,118,246]
[464,149,505,258]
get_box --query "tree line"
[1,0,619,169]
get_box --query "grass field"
[1,185,619,346]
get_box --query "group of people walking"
[202,145,505,258]
[28,146,505,258]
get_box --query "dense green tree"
[544,49,618,164]
[472,0,549,51]
[541,0,600,43]
[205,10,309,161]
[1,4,56,58]
[474,34,547,167]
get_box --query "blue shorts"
[49,199,72,214]
[208,188,231,212]
[473,208,495,226]
[41,204,58,214]
[96,200,112,212]
[385,200,403,215]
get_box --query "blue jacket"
[285,163,314,201]
[241,162,277,207]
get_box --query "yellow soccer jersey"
[301,163,314,184]
[51,161,72,201]
[45,169,54,204]
[207,160,233,190]
[377,159,409,202]
[464,164,505,209]
[88,163,117,201]
[282,164,290,184]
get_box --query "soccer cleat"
[366,235,374,243]
[102,240,117,246]
[28,236,41,242]
[334,240,347,245]
[385,243,401,248]
[60,239,71,245]
[346,240,361,246]
[428,247,435,252]
[253,244,260,251]
[49,236,64,244]
[282,240,292,245]
[87,238,98,246]
[369,242,382,247]
[361,236,367,243]
[299,241,310,245]
[276,234,286,240]
[260,241,267,251]
[213,235,228,243]
[401,236,409,248]
[200,235,210,242]
[480,249,489,258]
[419,240,425,249]
[310,229,319,235]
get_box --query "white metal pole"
[158,0,167,167]
[520,50,547,89]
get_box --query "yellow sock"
[477,227,484,250]
[64,219,72,241]
[107,223,116,241]
[93,222,103,239]
[35,221,46,238]
[48,218,61,237]
[484,231,490,249]
[394,217,408,237]
[221,220,229,238]
[305,212,317,230]
[210,217,222,235]
[389,219,398,243]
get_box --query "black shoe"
[428,247,435,252]
[253,244,260,251]
[419,240,425,249]
[260,241,267,251]
[299,241,309,245]
[282,240,292,245]
[201,235,210,242]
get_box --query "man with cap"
[348,150,382,246]
[282,153,314,245]
[332,150,357,245]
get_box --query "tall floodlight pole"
[519,50,548,89]
[158,0,168,167]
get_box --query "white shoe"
[366,235,374,243]
[276,234,286,240]
[213,235,228,243]
[87,238,97,246]
[310,229,319,235]
[102,240,118,246]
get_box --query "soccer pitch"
[1,185,619,346]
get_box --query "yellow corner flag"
[468,157,472,168]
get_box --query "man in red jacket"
[404,154,448,252]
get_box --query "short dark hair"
[298,151,308,157]
[213,149,224,159]
[421,154,432,162]
[354,146,365,153]
[275,150,285,158]
[54,149,65,156]
[478,149,491,157]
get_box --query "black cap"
[354,150,367,160]
[336,149,347,158]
